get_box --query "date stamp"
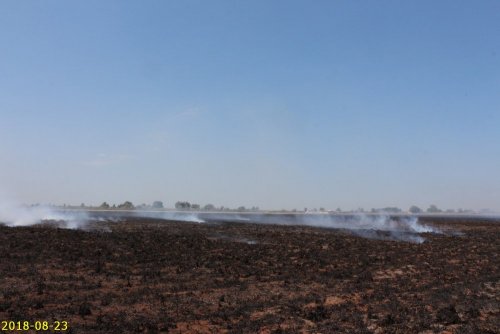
[1,321,68,332]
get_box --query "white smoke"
[287,214,441,243]
[0,194,443,242]
[134,210,206,223]
[133,211,442,243]
[171,212,205,223]
[188,212,442,243]
[0,197,89,229]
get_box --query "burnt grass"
[0,217,498,333]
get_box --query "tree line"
[94,201,260,212]
[81,201,475,214]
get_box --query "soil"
[0,216,498,333]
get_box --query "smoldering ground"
[0,199,89,229]
[0,196,444,242]
[135,211,442,243]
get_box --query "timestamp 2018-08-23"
[1,320,69,332]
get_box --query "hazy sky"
[1,1,499,211]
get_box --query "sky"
[1,0,499,211]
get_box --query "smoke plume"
[0,193,443,242]
[0,198,89,229]
[248,213,441,243]
[134,211,206,223]
[135,211,442,243]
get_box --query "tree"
[118,201,134,210]
[377,207,401,213]
[409,205,422,214]
[191,204,200,210]
[427,204,441,213]
[237,206,246,212]
[99,202,110,209]
[152,201,164,209]
[203,204,215,211]
[175,201,191,210]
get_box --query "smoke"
[167,212,205,223]
[134,211,206,223]
[260,213,441,243]
[307,214,438,233]
[0,197,89,229]
[134,211,442,243]
[0,193,443,243]
[343,215,436,243]
[190,212,441,243]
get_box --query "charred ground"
[0,217,498,333]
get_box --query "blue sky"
[1,0,499,210]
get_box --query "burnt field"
[0,216,498,333]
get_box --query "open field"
[0,216,498,333]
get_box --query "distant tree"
[80,203,85,208]
[427,204,441,213]
[203,204,215,211]
[191,204,200,210]
[319,207,325,212]
[99,202,110,209]
[175,201,191,210]
[409,205,422,214]
[118,201,134,210]
[152,201,164,209]
[377,207,402,213]
[336,208,342,212]
[237,206,246,212]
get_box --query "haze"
[1,1,499,211]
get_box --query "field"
[0,215,498,333]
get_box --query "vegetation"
[117,201,134,210]
[409,205,422,214]
[203,204,215,211]
[152,201,164,209]
[427,204,442,213]
[175,201,191,210]
[99,202,110,209]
